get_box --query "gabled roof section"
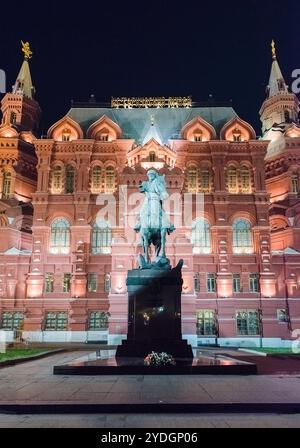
[47,116,84,140]
[67,106,237,145]
[87,115,122,140]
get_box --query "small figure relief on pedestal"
[134,169,175,270]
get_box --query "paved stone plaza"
[0,350,300,430]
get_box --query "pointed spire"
[267,40,288,98]
[12,41,35,99]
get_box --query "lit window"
[91,220,112,254]
[249,274,260,293]
[192,219,211,254]
[187,166,198,193]
[105,166,115,193]
[88,311,109,330]
[45,312,67,331]
[227,166,238,193]
[233,274,242,293]
[199,168,210,193]
[44,273,54,293]
[62,128,71,142]
[50,218,70,254]
[291,174,299,194]
[104,273,111,293]
[88,273,98,293]
[99,133,109,142]
[236,310,260,336]
[240,166,251,193]
[1,312,24,330]
[51,166,63,193]
[207,274,217,293]
[232,219,253,254]
[91,166,102,193]
[62,273,71,293]
[194,131,203,142]
[196,310,217,336]
[2,172,11,199]
[65,165,75,194]
[232,127,242,142]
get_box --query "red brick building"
[0,45,299,347]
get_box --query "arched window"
[50,218,71,254]
[2,172,11,199]
[227,166,238,194]
[62,128,71,142]
[291,174,299,194]
[240,166,251,194]
[233,219,253,254]
[232,127,242,142]
[194,130,203,142]
[65,165,75,194]
[91,220,112,254]
[191,219,211,254]
[51,166,63,193]
[105,166,115,193]
[187,166,198,193]
[200,167,211,193]
[91,166,102,193]
[10,112,17,125]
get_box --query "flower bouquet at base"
[144,351,176,367]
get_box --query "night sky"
[0,0,299,135]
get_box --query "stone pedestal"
[116,261,193,361]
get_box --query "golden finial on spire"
[271,39,277,60]
[21,41,33,60]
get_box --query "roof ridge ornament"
[21,41,33,60]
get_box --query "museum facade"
[0,44,300,347]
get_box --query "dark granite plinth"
[116,262,193,360]
[53,350,257,375]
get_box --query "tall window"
[240,166,251,193]
[207,274,217,293]
[291,174,299,194]
[1,312,24,330]
[194,274,200,293]
[232,219,253,254]
[44,273,54,293]
[249,274,260,293]
[45,312,68,331]
[149,152,156,162]
[10,112,17,124]
[227,166,238,193]
[192,219,211,254]
[104,273,111,293]
[196,310,217,336]
[52,166,63,193]
[50,218,70,254]
[2,172,11,199]
[187,166,198,193]
[200,168,210,193]
[236,310,260,336]
[88,312,109,330]
[105,166,115,193]
[65,165,75,194]
[91,220,112,254]
[233,274,242,293]
[88,273,98,293]
[91,166,102,193]
[62,273,71,293]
